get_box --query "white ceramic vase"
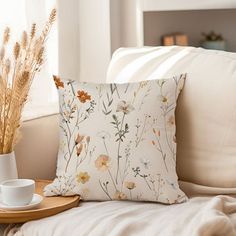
[0,152,18,183]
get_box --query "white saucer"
[0,194,43,211]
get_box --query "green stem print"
[67,81,76,96]
[129,189,132,199]
[132,167,152,190]
[111,113,129,184]
[124,84,130,93]
[135,115,149,148]
[59,86,95,172]
[65,143,77,172]
[60,101,77,172]
[108,169,118,191]
[99,180,112,200]
[112,113,128,184]
[150,174,163,201]
[113,100,134,184]
[157,80,176,161]
[173,74,186,101]
[98,131,111,157]
[103,138,109,156]
[131,81,148,105]
[102,84,120,115]
[102,92,113,116]
[138,86,151,111]
[121,141,132,189]
[114,84,121,99]
[152,129,168,172]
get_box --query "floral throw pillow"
[44,74,187,204]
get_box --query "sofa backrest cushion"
[107,46,236,188]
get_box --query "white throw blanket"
[6,195,236,236]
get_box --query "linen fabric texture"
[44,74,187,204]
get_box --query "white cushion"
[44,76,187,204]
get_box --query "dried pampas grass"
[0,8,56,154]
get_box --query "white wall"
[58,0,111,82]
[110,0,121,53]
[79,0,111,82]
[57,0,80,80]
[120,0,139,47]
[57,0,141,82]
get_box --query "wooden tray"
[0,180,80,223]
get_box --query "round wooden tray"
[0,180,80,223]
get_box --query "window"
[0,0,58,120]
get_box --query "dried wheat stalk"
[0,8,56,154]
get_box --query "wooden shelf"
[143,9,236,52]
[140,0,236,12]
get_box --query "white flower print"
[116,100,134,114]
[140,157,151,169]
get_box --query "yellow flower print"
[162,96,168,103]
[113,191,127,200]
[95,155,110,171]
[77,172,90,184]
[125,181,136,190]
[158,95,168,103]
[81,188,90,198]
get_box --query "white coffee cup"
[0,179,35,206]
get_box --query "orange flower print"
[76,144,83,156]
[75,133,84,145]
[77,90,91,103]
[95,155,110,171]
[153,128,160,137]
[53,75,64,89]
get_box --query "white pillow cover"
[44,74,187,204]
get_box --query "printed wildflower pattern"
[77,90,91,103]
[53,75,64,89]
[77,172,90,184]
[44,74,188,204]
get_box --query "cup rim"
[1,179,35,188]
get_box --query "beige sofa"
[15,115,59,181]
[6,46,236,236]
